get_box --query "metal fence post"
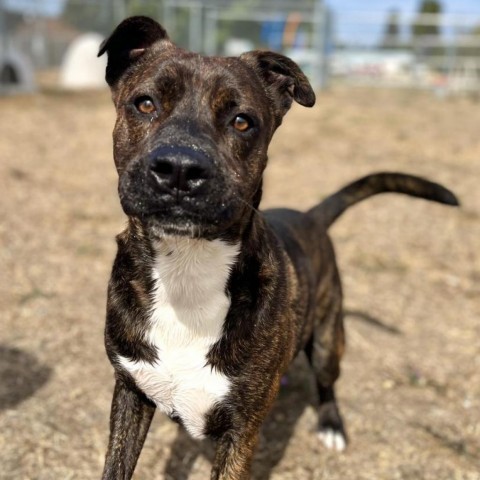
[204,8,218,56]
[312,0,331,90]
[189,1,203,53]
[113,0,127,26]
[163,0,176,34]
[0,0,7,56]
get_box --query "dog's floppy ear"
[98,16,169,86]
[240,50,315,118]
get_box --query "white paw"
[317,429,347,452]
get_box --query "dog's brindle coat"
[99,17,459,479]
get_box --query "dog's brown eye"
[232,115,251,132]
[135,97,156,114]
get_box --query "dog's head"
[99,16,315,239]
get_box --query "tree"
[411,1,442,41]
[472,24,480,57]
[411,0,443,57]
[380,9,401,49]
[457,23,480,59]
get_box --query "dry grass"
[0,87,479,479]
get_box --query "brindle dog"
[98,16,459,480]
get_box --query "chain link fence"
[0,0,329,92]
[332,9,480,93]
[0,0,479,94]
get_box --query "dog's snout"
[149,146,211,193]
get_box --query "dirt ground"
[0,86,479,480]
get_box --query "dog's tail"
[308,172,459,229]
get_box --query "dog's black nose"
[149,146,211,194]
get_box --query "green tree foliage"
[380,9,401,49]
[411,0,442,40]
[458,23,480,58]
[411,0,443,59]
[126,0,160,19]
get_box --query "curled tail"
[308,172,459,229]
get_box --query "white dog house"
[60,33,107,90]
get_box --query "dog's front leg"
[102,378,155,480]
[211,429,260,480]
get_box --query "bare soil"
[0,87,479,480]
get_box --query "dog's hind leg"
[304,294,348,452]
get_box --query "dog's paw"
[317,400,348,452]
[317,428,347,452]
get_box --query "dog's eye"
[232,115,252,132]
[135,96,156,115]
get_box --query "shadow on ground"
[0,344,52,410]
[345,309,402,335]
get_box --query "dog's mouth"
[137,202,240,239]
[118,169,243,239]
[142,216,216,239]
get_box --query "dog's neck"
[122,210,272,289]
[151,236,240,298]
[149,236,240,339]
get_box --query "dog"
[98,16,459,479]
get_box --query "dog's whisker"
[234,195,265,219]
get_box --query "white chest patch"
[117,236,240,439]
